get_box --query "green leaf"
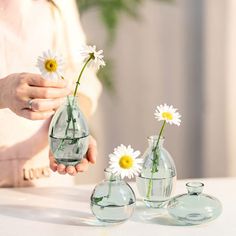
[70,138,78,145]
[151,147,160,173]
[92,196,104,204]
[75,146,80,154]
[66,104,72,123]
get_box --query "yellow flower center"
[119,155,133,169]
[45,59,58,72]
[162,112,173,120]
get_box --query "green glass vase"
[48,95,89,166]
[136,135,177,208]
[167,182,222,225]
[90,169,136,223]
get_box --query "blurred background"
[75,0,236,184]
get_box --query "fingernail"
[52,164,57,172]
[58,164,65,172]
[76,166,82,172]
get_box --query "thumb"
[49,150,57,172]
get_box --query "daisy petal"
[36,50,64,80]
[108,144,142,179]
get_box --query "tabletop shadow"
[131,201,187,226]
[0,204,113,227]
[13,187,92,203]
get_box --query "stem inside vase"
[146,121,166,199]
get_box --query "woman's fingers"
[26,74,67,88]
[49,151,78,176]
[21,109,55,120]
[19,97,64,120]
[66,166,77,176]
[50,158,90,175]
[2,73,72,121]
[29,98,64,112]
[27,86,70,99]
[86,136,98,164]
[76,158,89,172]
[49,151,57,172]
[57,164,66,175]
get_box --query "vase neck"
[148,135,164,148]
[186,182,204,195]
[66,95,78,106]
[104,168,121,181]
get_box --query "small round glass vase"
[90,169,136,223]
[136,135,177,208]
[167,182,222,225]
[48,95,89,166]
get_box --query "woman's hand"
[49,136,98,175]
[0,73,70,120]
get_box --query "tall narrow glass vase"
[136,135,176,208]
[48,95,89,166]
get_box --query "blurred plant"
[77,0,143,46]
[76,0,172,91]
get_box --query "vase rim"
[186,182,204,194]
[147,135,165,141]
[67,95,77,97]
[186,182,204,188]
[66,95,78,100]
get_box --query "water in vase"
[137,169,176,208]
[91,201,135,223]
[90,177,136,223]
[50,134,89,165]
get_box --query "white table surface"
[0,178,235,236]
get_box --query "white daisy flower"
[37,50,64,80]
[154,104,181,126]
[79,45,106,69]
[109,144,142,179]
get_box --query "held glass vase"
[48,95,89,166]
[90,169,136,223]
[136,135,176,208]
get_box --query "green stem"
[107,174,114,198]
[92,173,115,204]
[54,96,75,156]
[70,96,76,139]
[73,56,93,97]
[153,120,166,155]
[54,139,65,155]
[146,120,166,199]
[65,96,72,136]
